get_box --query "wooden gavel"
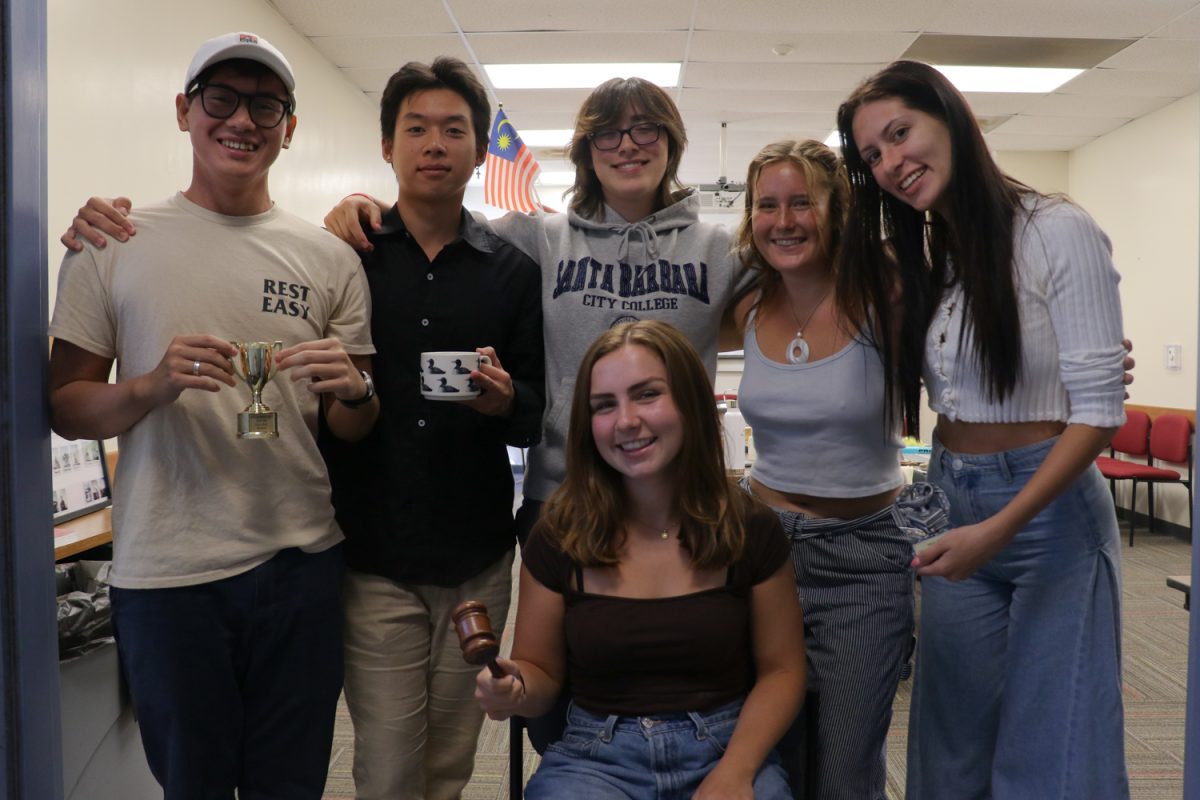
[452,599,505,678]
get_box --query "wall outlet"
[1164,343,1182,371]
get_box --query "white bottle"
[721,404,747,472]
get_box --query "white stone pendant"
[787,334,810,365]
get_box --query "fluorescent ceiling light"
[516,129,574,147]
[823,130,841,148]
[934,65,1083,93]
[485,63,681,90]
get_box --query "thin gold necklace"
[630,518,680,540]
[785,286,832,364]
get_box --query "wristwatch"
[339,370,375,408]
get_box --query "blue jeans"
[908,437,1129,799]
[526,699,793,800]
[111,545,345,800]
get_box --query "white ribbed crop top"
[739,310,902,498]
[923,196,1126,428]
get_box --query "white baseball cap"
[185,32,296,100]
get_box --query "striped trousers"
[770,503,916,800]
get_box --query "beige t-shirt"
[50,193,374,589]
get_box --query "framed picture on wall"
[51,431,111,524]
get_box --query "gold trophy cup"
[230,340,284,439]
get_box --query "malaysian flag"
[484,109,541,213]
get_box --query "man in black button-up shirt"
[319,58,544,799]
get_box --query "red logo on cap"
[238,34,258,44]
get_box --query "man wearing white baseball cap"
[48,31,376,798]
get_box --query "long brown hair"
[541,321,748,569]
[836,61,1028,432]
[734,139,851,320]
[565,78,689,221]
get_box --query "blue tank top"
[739,310,903,498]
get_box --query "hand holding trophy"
[230,340,284,439]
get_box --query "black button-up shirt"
[321,205,545,586]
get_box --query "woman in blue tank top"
[721,139,945,800]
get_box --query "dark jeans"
[111,545,345,800]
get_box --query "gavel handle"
[487,660,505,679]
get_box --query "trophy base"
[238,410,278,440]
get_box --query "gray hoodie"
[491,189,745,503]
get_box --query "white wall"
[1069,93,1199,410]
[995,150,1070,196]
[1068,92,1200,529]
[48,0,396,310]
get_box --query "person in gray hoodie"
[322,77,748,542]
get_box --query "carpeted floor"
[323,527,1191,799]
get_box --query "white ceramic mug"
[419,351,492,401]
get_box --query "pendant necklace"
[785,287,832,365]
[633,518,679,540]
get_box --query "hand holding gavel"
[453,599,525,720]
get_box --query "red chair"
[1096,410,1151,540]
[1118,414,1194,546]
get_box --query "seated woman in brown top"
[474,320,805,800]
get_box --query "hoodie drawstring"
[616,219,661,264]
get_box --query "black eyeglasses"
[191,83,292,129]
[588,123,663,151]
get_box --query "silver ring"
[192,360,201,376]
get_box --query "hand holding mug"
[419,351,492,402]
[462,347,515,417]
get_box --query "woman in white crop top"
[839,61,1129,798]
[721,139,940,799]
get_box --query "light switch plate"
[1165,344,1182,371]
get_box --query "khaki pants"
[342,549,515,800]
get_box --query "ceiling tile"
[449,0,697,32]
[1022,92,1176,117]
[928,0,1199,38]
[958,92,1042,116]
[1097,37,1200,71]
[904,34,1133,68]
[992,115,1130,136]
[693,0,953,33]
[687,30,917,63]
[1151,4,1200,39]
[1059,67,1200,97]
[467,31,688,62]
[683,62,882,91]
[678,88,848,114]
[270,0,452,36]
[310,35,470,69]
